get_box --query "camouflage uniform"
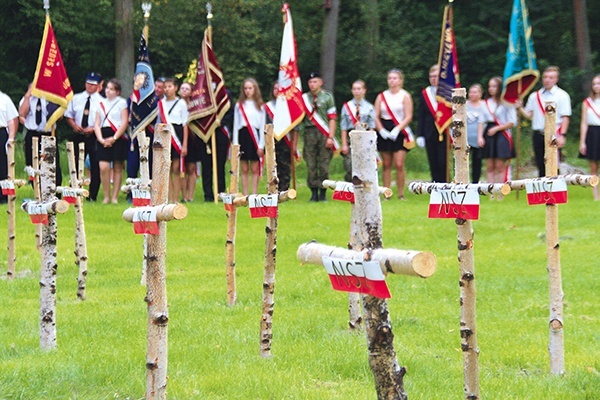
[303,89,336,189]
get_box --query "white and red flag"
[525,179,568,205]
[322,256,391,299]
[428,188,480,220]
[273,3,305,141]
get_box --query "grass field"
[1,141,599,399]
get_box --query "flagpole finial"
[142,2,152,19]
[206,3,213,20]
[43,0,50,11]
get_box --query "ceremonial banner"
[130,30,158,135]
[273,3,305,141]
[188,29,230,143]
[501,0,539,104]
[31,14,73,131]
[322,256,391,299]
[435,5,460,134]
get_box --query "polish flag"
[322,256,391,299]
[248,194,278,218]
[273,3,305,141]
[428,188,480,220]
[62,188,77,204]
[132,188,151,207]
[525,179,567,205]
[27,203,48,225]
[0,180,15,196]
[132,207,159,235]
[332,181,355,203]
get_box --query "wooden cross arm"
[231,189,297,207]
[297,241,436,278]
[121,183,151,194]
[507,174,599,190]
[1,179,27,188]
[24,166,40,177]
[122,203,188,223]
[125,178,152,186]
[408,181,511,196]
[56,186,89,197]
[21,199,70,214]
[322,179,393,199]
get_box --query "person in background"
[417,64,448,183]
[93,78,128,204]
[340,79,376,182]
[302,72,336,202]
[65,72,103,201]
[233,78,265,196]
[0,89,19,204]
[154,77,165,100]
[517,65,571,177]
[579,74,600,201]
[466,84,487,183]
[179,81,200,202]
[374,69,414,199]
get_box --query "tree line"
[2,0,598,115]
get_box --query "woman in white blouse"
[580,74,600,200]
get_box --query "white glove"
[389,126,401,141]
[378,129,390,140]
[416,136,426,148]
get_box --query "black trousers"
[0,128,8,203]
[24,130,62,188]
[425,134,448,183]
[70,133,100,201]
[199,129,230,201]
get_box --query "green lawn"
[1,146,599,399]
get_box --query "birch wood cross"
[321,179,393,330]
[298,130,437,399]
[506,102,599,376]
[2,140,26,279]
[19,136,70,350]
[120,132,152,285]
[26,136,43,250]
[122,124,187,400]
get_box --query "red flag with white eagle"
[273,3,305,141]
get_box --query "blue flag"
[130,29,158,134]
[435,4,460,135]
[501,0,539,104]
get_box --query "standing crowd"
[1,65,599,204]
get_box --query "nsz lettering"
[525,179,567,205]
[248,194,278,218]
[429,189,479,220]
[322,256,391,299]
[132,207,159,235]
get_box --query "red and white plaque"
[322,256,391,299]
[525,179,567,205]
[0,180,15,196]
[131,188,151,207]
[62,188,78,204]
[332,181,355,203]
[222,194,234,212]
[132,207,159,235]
[428,188,480,220]
[27,202,48,225]
[248,194,278,218]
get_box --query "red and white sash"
[264,102,298,159]
[240,103,263,174]
[343,101,360,127]
[584,97,600,119]
[380,91,415,148]
[99,102,119,134]
[536,90,561,134]
[422,87,437,120]
[302,93,339,151]
[158,99,185,174]
[484,99,513,151]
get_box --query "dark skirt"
[97,127,128,162]
[377,118,409,153]
[185,129,202,163]
[482,122,515,159]
[585,125,600,161]
[238,127,260,161]
[170,124,184,160]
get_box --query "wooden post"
[39,136,69,350]
[260,125,278,358]
[225,144,240,306]
[350,129,406,399]
[6,140,17,278]
[322,179,394,330]
[543,101,564,375]
[32,136,42,250]
[66,142,89,300]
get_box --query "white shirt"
[584,97,600,126]
[65,91,103,127]
[97,97,127,128]
[19,95,53,132]
[525,86,571,131]
[233,100,266,149]
[0,91,18,128]
[483,99,517,128]
[379,89,408,122]
[157,97,188,125]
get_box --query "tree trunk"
[6,141,16,279]
[363,0,380,73]
[543,102,565,375]
[350,130,407,400]
[66,142,88,301]
[320,0,339,92]
[39,136,59,351]
[139,132,151,286]
[348,205,362,330]
[145,124,171,400]
[226,145,240,306]
[573,0,593,93]
[115,0,134,96]
[260,125,278,358]
[451,88,480,399]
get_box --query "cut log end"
[286,189,297,199]
[412,251,437,278]
[55,200,70,214]
[172,204,188,220]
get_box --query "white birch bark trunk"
[139,132,151,286]
[348,205,362,330]
[260,125,278,358]
[33,136,42,250]
[543,102,564,375]
[451,88,480,399]
[145,124,170,399]
[67,142,88,301]
[39,136,59,351]
[350,129,407,400]
[6,140,16,278]
[226,145,240,306]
